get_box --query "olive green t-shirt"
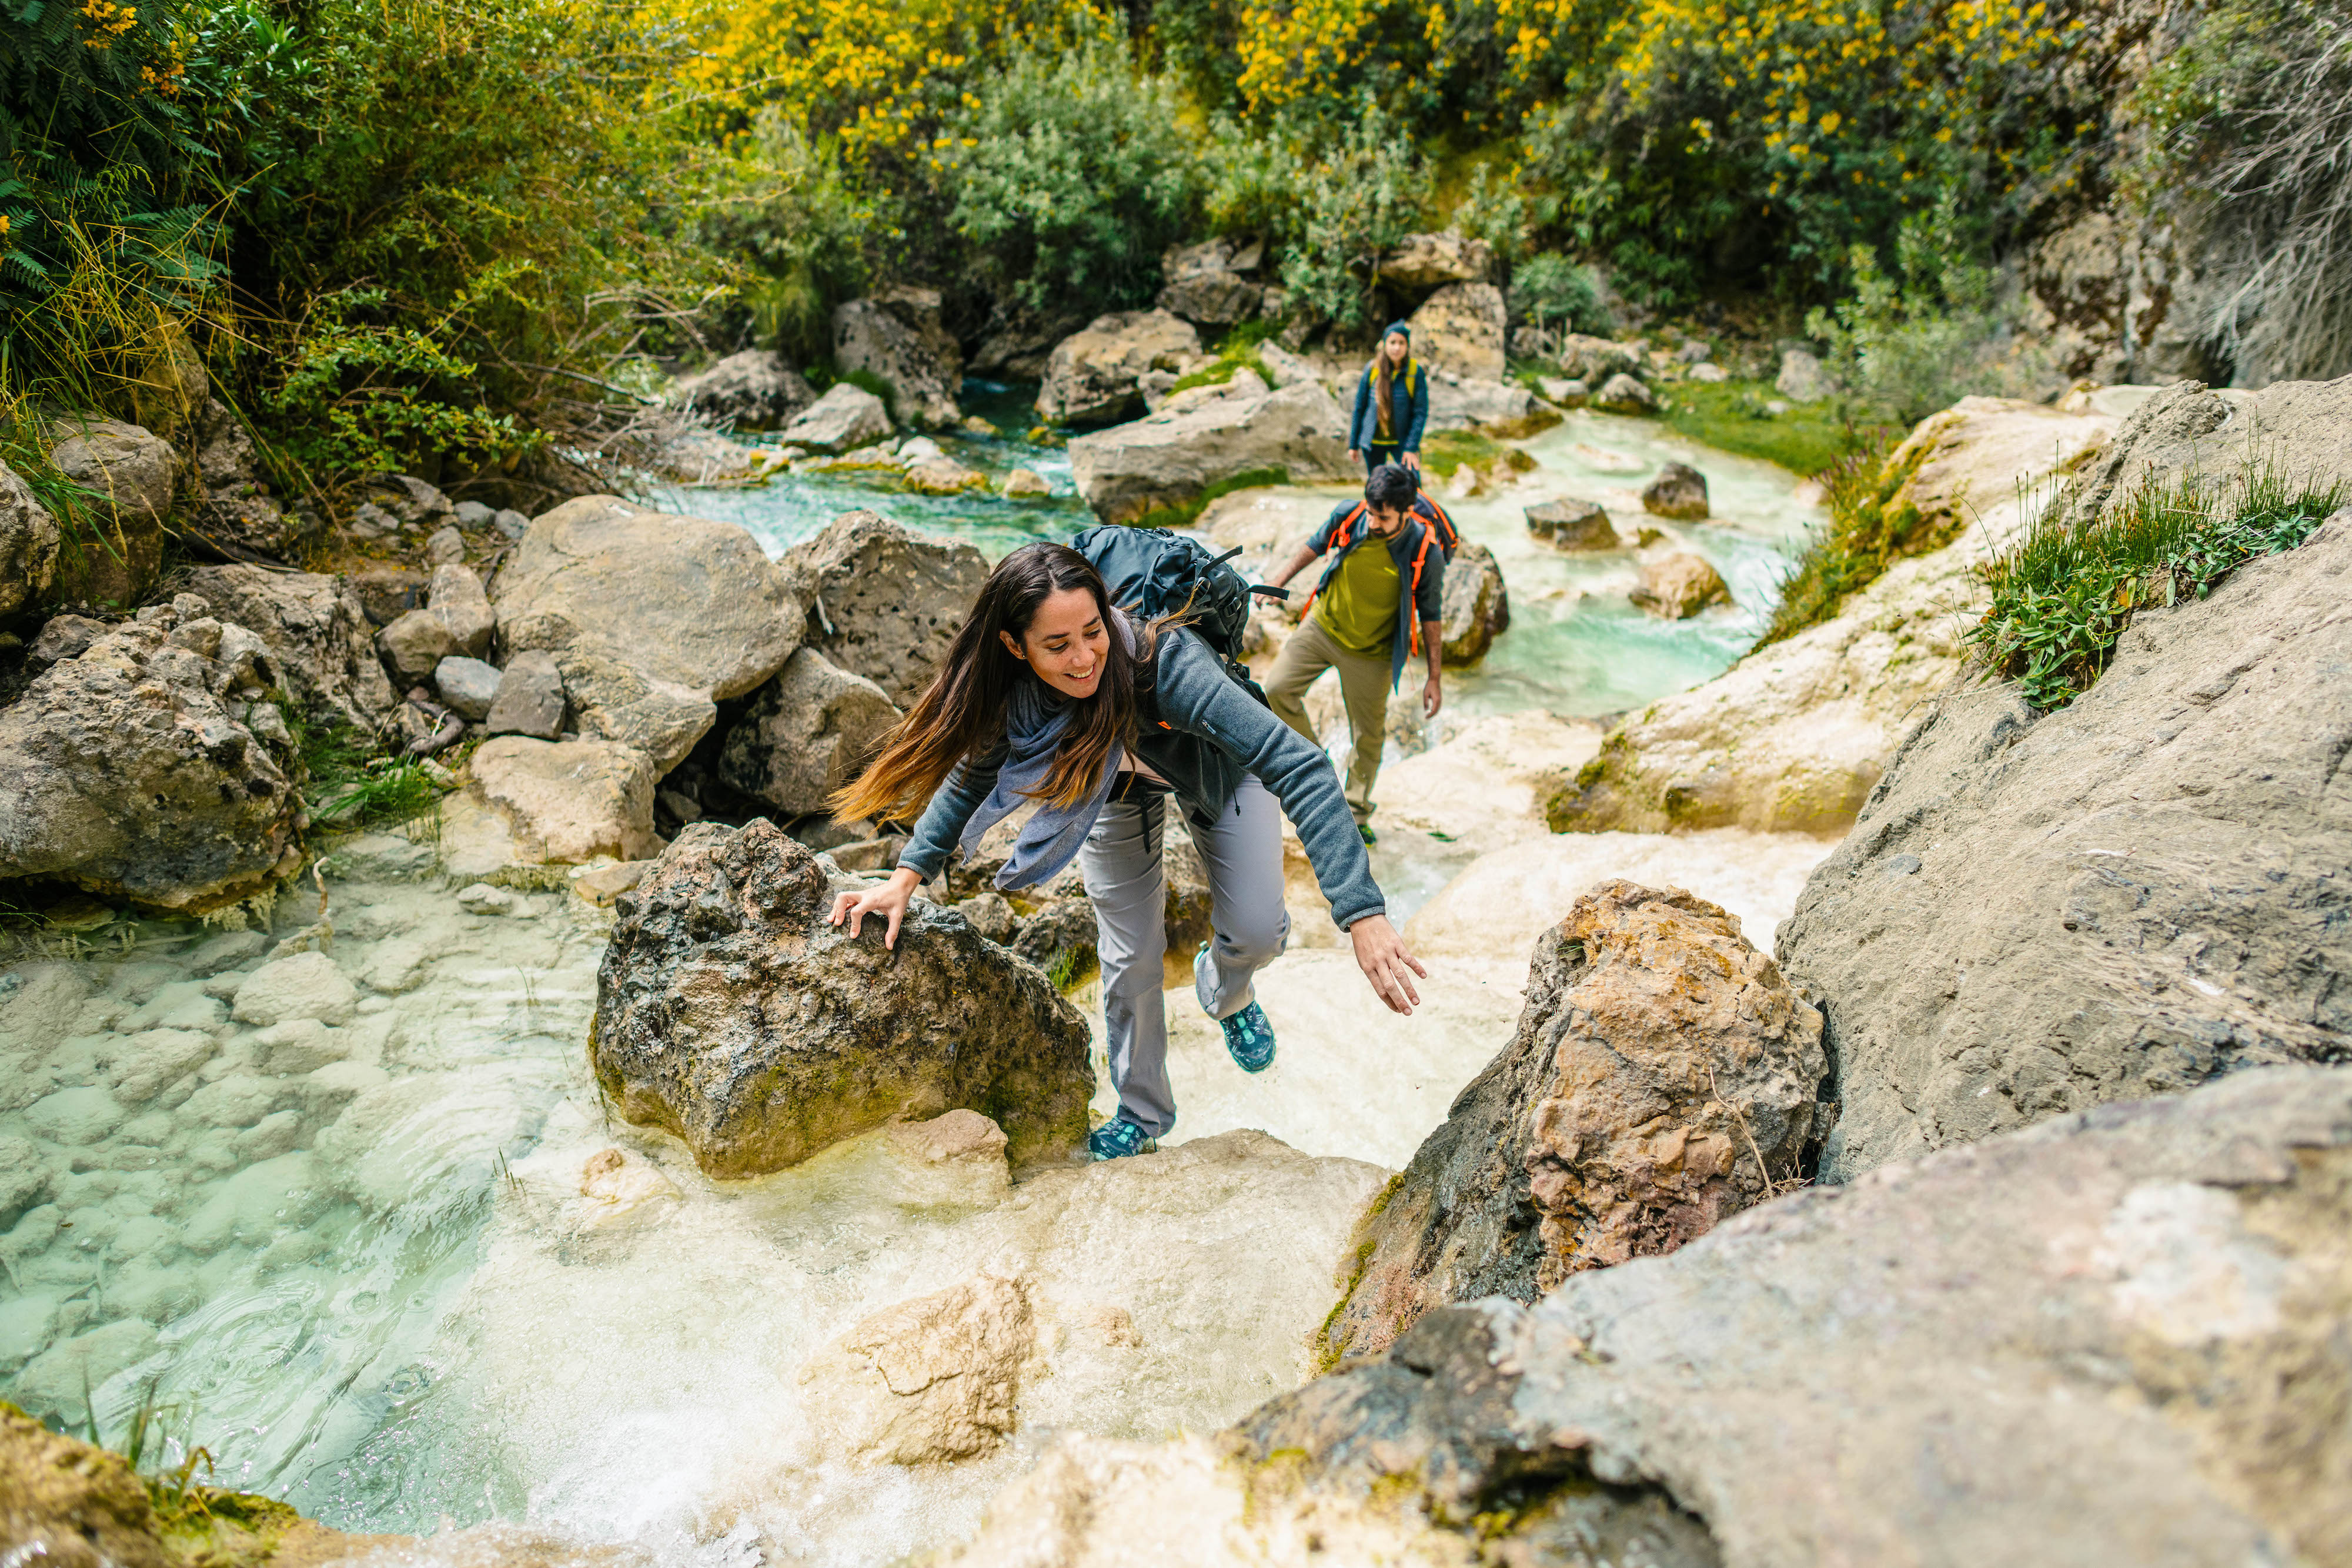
[1314,539,1401,656]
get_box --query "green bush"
[1508,252,1611,338]
[697,112,876,365]
[944,26,1202,316]
[1967,463,2346,709]
[1801,199,2046,430]
[1207,95,1431,331]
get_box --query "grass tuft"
[286,706,444,831]
[1754,430,1943,648]
[1967,460,2345,709]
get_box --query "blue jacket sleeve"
[1349,370,1371,450]
[1404,367,1430,450]
[896,739,1007,880]
[1415,543,1446,626]
[1155,633,1386,928]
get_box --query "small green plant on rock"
[1967,461,2346,709]
[1755,430,1939,648]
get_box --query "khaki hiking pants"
[1265,615,1388,826]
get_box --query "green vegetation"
[1419,429,1535,479]
[1967,463,2346,709]
[1131,466,1290,532]
[288,708,444,831]
[1753,432,1941,647]
[1659,380,1854,479]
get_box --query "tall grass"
[285,706,442,831]
[1753,429,1939,648]
[1967,461,2346,708]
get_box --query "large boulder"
[670,349,816,432]
[1195,1065,2352,1568]
[1067,380,1352,526]
[590,819,1094,1175]
[1641,460,1710,519]
[1552,397,2116,835]
[833,287,963,430]
[494,494,803,764]
[465,735,660,864]
[1782,507,2352,1181]
[182,564,400,734]
[1422,370,1543,434]
[1037,310,1201,427]
[780,383,894,454]
[42,419,176,613]
[1558,333,1642,383]
[1157,238,1266,327]
[1437,540,1509,665]
[1524,497,1618,551]
[1630,553,1730,619]
[1406,282,1506,381]
[779,510,990,709]
[0,612,302,914]
[1379,230,1494,292]
[1317,881,1822,1368]
[718,647,901,816]
[0,459,62,626]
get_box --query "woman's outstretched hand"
[1348,914,1427,1015]
[828,866,923,950]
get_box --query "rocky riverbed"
[5,353,2346,1568]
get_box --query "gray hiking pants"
[1082,773,1289,1137]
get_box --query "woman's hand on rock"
[828,867,923,950]
[1348,914,1427,1015]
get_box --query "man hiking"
[1260,463,1445,844]
[1347,323,1426,475]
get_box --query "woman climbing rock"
[826,542,1425,1161]
[1347,323,1428,476]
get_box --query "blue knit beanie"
[1383,322,1412,342]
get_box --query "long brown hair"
[829,543,1162,823]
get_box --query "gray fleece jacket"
[898,628,1386,928]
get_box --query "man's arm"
[1264,539,1321,591]
[1421,620,1444,717]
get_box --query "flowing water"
[0,384,1828,1565]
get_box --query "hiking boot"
[1088,1117,1157,1161]
[1358,823,1378,844]
[1218,1001,1278,1073]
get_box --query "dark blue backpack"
[1071,524,1287,680]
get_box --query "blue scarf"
[954,615,1132,890]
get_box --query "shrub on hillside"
[944,29,1204,315]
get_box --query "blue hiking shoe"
[1218,1001,1278,1073]
[1088,1117,1157,1161]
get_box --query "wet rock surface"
[1631,552,1731,619]
[1067,380,1353,526]
[591,820,1093,1176]
[1,460,61,626]
[781,383,895,454]
[1783,511,2352,1179]
[1233,1065,2352,1568]
[466,737,660,865]
[800,1272,1037,1465]
[1319,881,1822,1368]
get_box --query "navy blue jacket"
[1348,358,1429,452]
[1305,501,1447,691]
[898,629,1386,928]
